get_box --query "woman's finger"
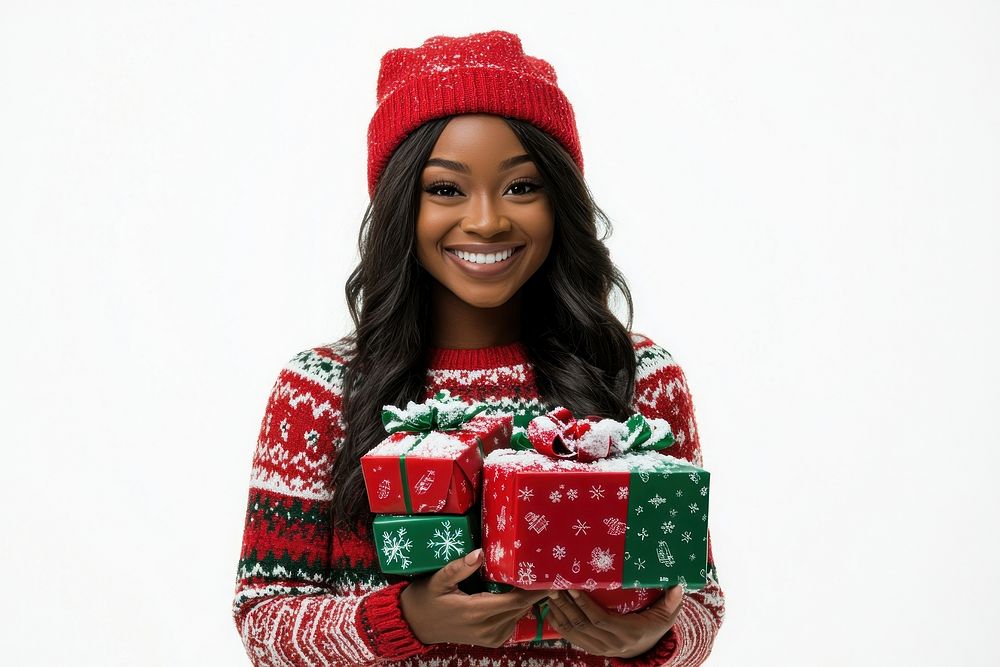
[545,592,614,650]
[554,591,623,644]
[545,596,604,650]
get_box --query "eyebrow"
[423,153,534,174]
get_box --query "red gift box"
[361,414,512,514]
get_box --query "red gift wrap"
[361,415,512,514]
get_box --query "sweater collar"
[425,340,529,371]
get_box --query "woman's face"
[416,114,554,309]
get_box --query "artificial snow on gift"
[361,389,512,514]
[373,511,479,575]
[482,407,711,592]
[487,581,664,642]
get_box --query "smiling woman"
[416,114,555,335]
[232,29,724,667]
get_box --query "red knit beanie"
[366,30,584,198]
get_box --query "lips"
[444,245,525,278]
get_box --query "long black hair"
[331,115,637,532]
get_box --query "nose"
[460,191,511,237]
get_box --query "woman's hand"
[399,548,553,648]
[545,586,685,658]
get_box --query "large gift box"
[373,511,479,575]
[482,407,711,593]
[361,390,512,514]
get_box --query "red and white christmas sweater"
[232,332,725,666]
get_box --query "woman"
[232,30,724,666]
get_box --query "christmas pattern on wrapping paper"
[373,513,477,574]
[360,401,512,515]
[482,448,712,591]
[232,333,725,666]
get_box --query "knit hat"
[366,30,584,198]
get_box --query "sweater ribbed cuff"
[356,581,431,660]
[609,626,679,667]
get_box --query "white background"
[2,1,998,665]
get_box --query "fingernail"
[464,548,482,566]
[568,589,580,598]
[547,591,559,599]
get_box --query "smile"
[444,246,525,277]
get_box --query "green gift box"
[373,511,479,575]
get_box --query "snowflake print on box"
[381,527,413,570]
[427,520,465,560]
[373,512,476,575]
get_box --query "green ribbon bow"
[380,389,490,513]
[382,389,490,433]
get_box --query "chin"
[451,287,516,310]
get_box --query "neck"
[428,280,522,348]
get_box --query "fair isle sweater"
[232,332,725,666]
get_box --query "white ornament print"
[553,574,573,588]
[549,490,562,503]
[689,503,699,514]
[524,511,549,534]
[566,488,579,501]
[377,479,391,500]
[656,541,675,567]
[661,520,675,534]
[517,561,537,586]
[518,486,534,501]
[617,486,629,500]
[572,519,591,536]
[589,547,615,573]
[413,470,436,495]
[603,517,627,536]
[589,485,605,500]
[648,494,667,508]
[552,545,567,560]
[681,531,693,543]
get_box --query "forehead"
[425,114,529,169]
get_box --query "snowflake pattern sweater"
[232,333,725,666]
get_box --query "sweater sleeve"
[231,346,431,666]
[608,335,726,667]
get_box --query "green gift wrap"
[373,511,479,575]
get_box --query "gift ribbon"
[510,408,674,462]
[535,601,550,641]
[380,389,490,512]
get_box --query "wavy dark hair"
[331,114,637,532]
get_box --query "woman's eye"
[508,180,542,196]
[425,183,461,197]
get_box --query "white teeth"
[449,248,517,265]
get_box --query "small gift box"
[373,511,479,575]
[361,390,513,514]
[482,407,711,592]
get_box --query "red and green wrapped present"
[482,407,711,593]
[361,389,513,514]
[373,511,479,575]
